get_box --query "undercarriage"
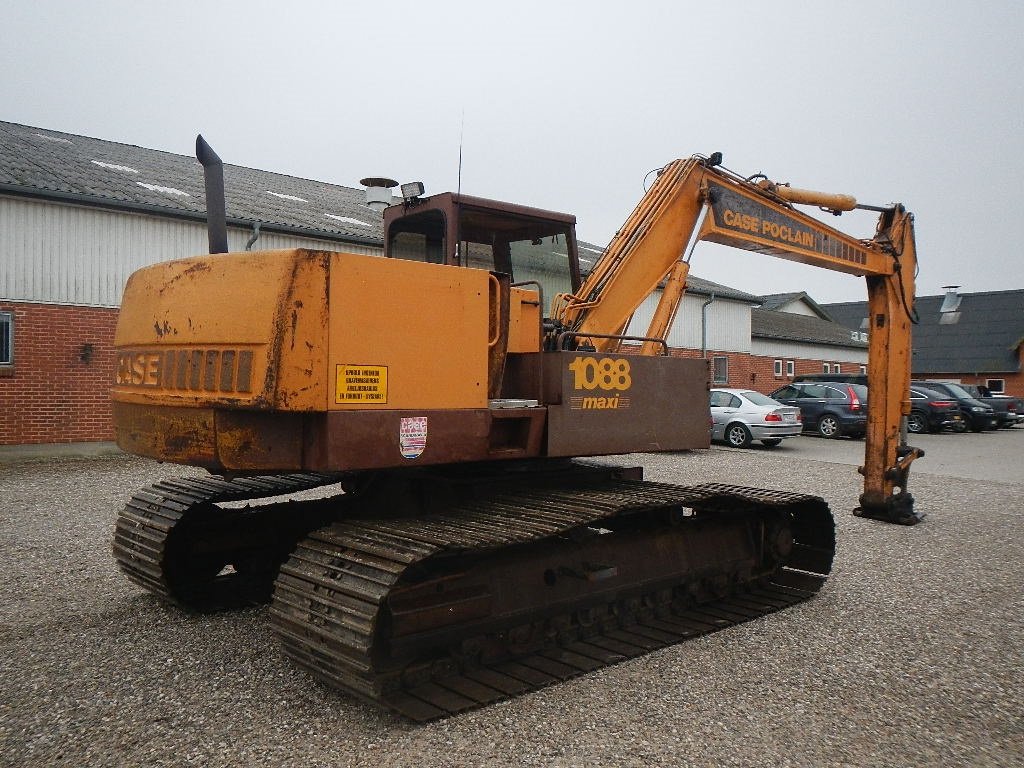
[113,462,834,720]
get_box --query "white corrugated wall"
[626,291,753,352]
[0,196,382,307]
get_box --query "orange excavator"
[111,144,920,719]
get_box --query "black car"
[910,381,997,432]
[769,382,868,438]
[960,385,1019,428]
[908,386,964,433]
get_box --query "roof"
[758,291,834,320]
[824,290,1024,374]
[685,274,762,304]
[751,308,868,349]
[0,120,383,244]
[0,119,763,306]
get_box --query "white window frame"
[774,359,783,377]
[986,378,1005,393]
[712,356,728,385]
[0,311,12,367]
[834,364,841,374]
[860,365,867,374]
[786,360,794,377]
[823,363,831,374]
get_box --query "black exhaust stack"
[196,134,229,254]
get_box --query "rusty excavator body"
[110,142,921,719]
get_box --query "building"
[626,288,868,392]
[825,288,1024,397]
[1,120,869,447]
[0,120,384,446]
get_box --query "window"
[986,379,1005,393]
[800,384,830,398]
[823,363,831,374]
[774,359,783,377]
[388,209,446,264]
[710,391,741,408]
[860,365,867,375]
[712,356,728,385]
[0,311,12,366]
[785,360,794,376]
[834,364,841,374]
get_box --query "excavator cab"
[384,193,582,318]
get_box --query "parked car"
[959,385,1018,428]
[709,388,802,448]
[769,382,867,438]
[793,373,867,386]
[911,381,997,432]
[908,385,964,433]
[989,395,1024,425]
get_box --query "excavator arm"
[554,155,923,525]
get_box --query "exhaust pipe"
[196,134,229,254]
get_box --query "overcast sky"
[3,1,1022,303]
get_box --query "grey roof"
[758,291,833,320]
[578,244,762,302]
[752,308,868,349]
[0,120,763,305]
[685,274,762,304]
[0,120,383,244]
[824,291,1024,374]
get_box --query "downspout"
[701,292,716,358]
[245,221,261,251]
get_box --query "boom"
[554,155,922,524]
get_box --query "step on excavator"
[110,142,922,720]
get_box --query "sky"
[2,0,1022,303]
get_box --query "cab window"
[387,210,445,264]
[458,208,575,310]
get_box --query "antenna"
[457,109,464,198]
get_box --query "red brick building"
[825,289,1024,399]
[1,121,381,448]
[0,121,871,448]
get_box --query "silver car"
[710,388,803,448]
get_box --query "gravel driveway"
[1,439,1021,767]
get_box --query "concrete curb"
[0,441,123,463]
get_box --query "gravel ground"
[1,444,1021,767]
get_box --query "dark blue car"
[769,382,868,438]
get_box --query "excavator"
[110,144,921,720]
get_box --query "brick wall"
[2,300,1016,446]
[915,370,1024,399]
[669,348,865,394]
[0,302,118,445]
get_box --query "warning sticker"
[335,364,388,404]
[399,416,428,459]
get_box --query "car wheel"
[761,438,782,447]
[817,414,840,438]
[907,412,927,434]
[725,422,752,448]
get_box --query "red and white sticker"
[399,416,428,459]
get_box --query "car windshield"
[740,391,780,407]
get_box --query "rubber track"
[113,473,339,608]
[269,480,834,720]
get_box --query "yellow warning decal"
[336,364,388,404]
